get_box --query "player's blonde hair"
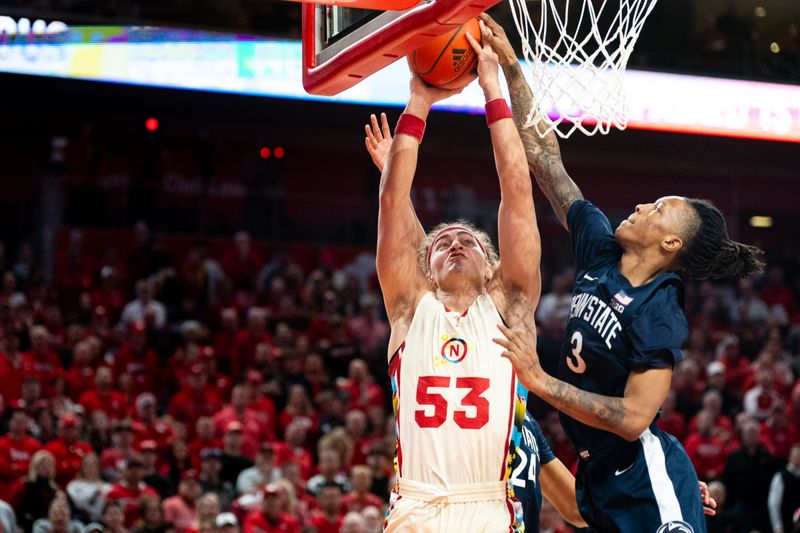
[417,220,499,280]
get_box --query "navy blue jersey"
[511,413,555,533]
[559,199,688,455]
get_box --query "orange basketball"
[411,18,480,90]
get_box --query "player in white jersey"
[375,22,543,532]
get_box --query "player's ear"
[484,264,493,284]
[661,234,683,254]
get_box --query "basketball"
[410,18,480,90]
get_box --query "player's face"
[429,229,490,288]
[615,196,691,252]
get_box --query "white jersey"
[389,292,527,487]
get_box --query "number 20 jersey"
[389,291,528,487]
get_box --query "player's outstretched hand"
[478,13,517,68]
[465,20,500,94]
[365,112,392,173]
[408,57,465,106]
[699,481,717,516]
[493,323,545,392]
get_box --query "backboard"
[302,0,500,95]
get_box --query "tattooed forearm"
[502,63,583,230]
[540,375,630,437]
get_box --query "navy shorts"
[575,428,707,533]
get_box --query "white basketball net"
[508,0,659,137]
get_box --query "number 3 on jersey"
[567,331,587,374]
[414,376,490,429]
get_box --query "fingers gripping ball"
[411,18,480,90]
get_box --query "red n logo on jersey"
[440,337,468,364]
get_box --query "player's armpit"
[539,459,588,528]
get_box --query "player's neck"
[619,250,670,287]
[435,287,483,314]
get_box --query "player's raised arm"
[466,23,541,314]
[376,73,463,323]
[479,14,583,231]
[365,112,426,246]
[494,323,670,441]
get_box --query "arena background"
[0,1,799,532]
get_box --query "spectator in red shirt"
[341,465,384,513]
[0,333,25,407]
[162,469,202,533]
[761,404,799,461]
[106,455,159,528]
[304,354,331,399]
[337,359,384,412]
[132,393,175,455]
[230,307,272,380]
[243,370,277,436]
[203,346,233,401]
[279,385,318,438]
[242,484,300,533]
[17,375,43,418]
[657,390,687,442]
[213,385,273,460]
[188,417,222,469]
[346,293,389,361]
[0,408,41,501]
[21,325,63,393]
[760,266,797,325]
[113,322,160,398]
[309,482,345,533]
[342,410,370,468]
[275,422,314,482]
[689,389,734,441]
[222,232,262,293]
[168,364,224,434]
[65,341,97,401]
[685,410,728,481]
[717,335,753,395]
[213,308,239,373]
[44,412,93,487]
[79,366,127,421]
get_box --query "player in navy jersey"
[479,13,758,533]
[511,413,562,532]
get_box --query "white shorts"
[384,477,517,533]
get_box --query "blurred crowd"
[0,224,391,533]
[0,222,799,533]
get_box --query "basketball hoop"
[508,0,659,137]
